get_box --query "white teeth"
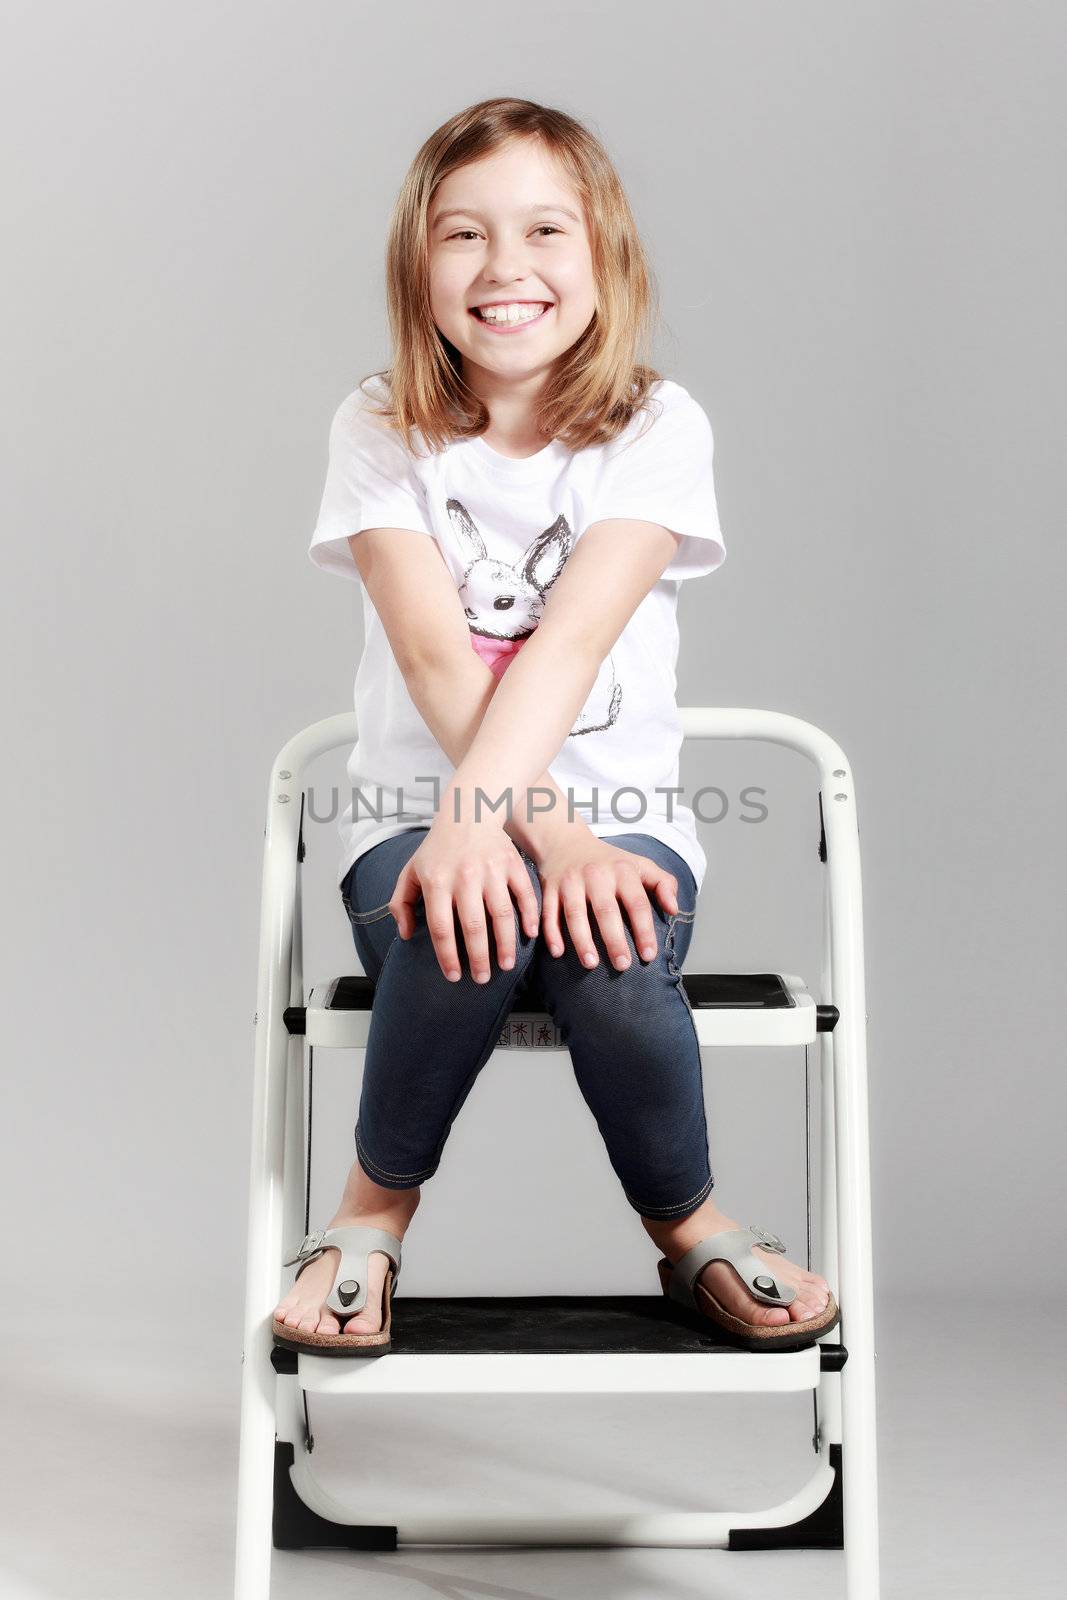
[477,303,548,324]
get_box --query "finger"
[541,880,563,956]
[632,860,680,920]
[560,879,598,969]
[617,877,660,962]
[653,868,680,916]
[484,868,518,973]
[585,876,633,971]
[509,859,541,942]
[389,863,419,940]
[422,879,463,981]
[454,874,492,984]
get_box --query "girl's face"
[427,140,596,396]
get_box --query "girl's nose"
[481,241,532,284]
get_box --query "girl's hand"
[389,818,541,983]
[536,835,680,971]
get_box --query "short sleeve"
[586,384,727,582]
[307,389,436,581]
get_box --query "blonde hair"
[360,97,664,456]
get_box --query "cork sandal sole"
[657,1256,839,1352]
[272,1263,396,1358]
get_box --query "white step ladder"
[234,708,880,1597]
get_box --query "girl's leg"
[529,832,831,1327]
[275,828,543,1338]
[343,828,543,1189]
[531,833,713,1218]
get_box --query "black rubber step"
[270,1293,848,1365]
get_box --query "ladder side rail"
[235,717,355,1598]
[678,709,879,1597]
[822,767,880,1599]
[277,820,312,1461]
[818,865,843,1449]
[284,817,308,1263]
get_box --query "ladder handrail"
[264,705,854,785]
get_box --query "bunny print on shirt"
[447,496,622,737]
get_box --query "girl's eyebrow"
[432,203,582,227]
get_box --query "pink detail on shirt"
[470,634,529,679]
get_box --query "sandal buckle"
[282,1230,326,1267]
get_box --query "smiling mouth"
[469,303,554,330]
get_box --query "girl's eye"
[445,226,562,241]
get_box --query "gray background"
[2,2,1063,1596]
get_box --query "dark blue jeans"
[339,828,714,1221]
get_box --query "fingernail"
[501,958,514,970]
[643,945,656,959]
[583,951,597,967]
[614,955,630,970]
[447,969,461,982]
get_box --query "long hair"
[360,97,664,456]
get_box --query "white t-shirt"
[308,374,727,892]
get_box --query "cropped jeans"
[339,828,714,1221]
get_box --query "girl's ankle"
[332,1195,420,1236]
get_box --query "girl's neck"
[465,368,552,456]
[479,423,553,459]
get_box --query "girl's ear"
[522,514,571,590]
[446,496,486,560]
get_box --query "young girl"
[273,98,837,1356]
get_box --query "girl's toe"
[760,1304,790,1324]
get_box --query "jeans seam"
[627,1170,715,1217]
[666,915,695,1018]
[672,915,714,1189]
[343,898,395,925]
[355,1127,439,1183]
[651,907,713,1214]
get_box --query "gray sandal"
[272,1224,403,1358]
[657,1224,839,1352]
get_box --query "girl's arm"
[402,649,591,865]
[349,518,685,980]
[351,516,683,843]
[346,525,590,864]
[438,516,684,826]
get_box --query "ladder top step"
[292,973,836,1048]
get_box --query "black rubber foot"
[272,1441,397,1550]
[728,1442,844,1549]
[271,1437,842,1552]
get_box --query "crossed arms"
[347,516,684,863]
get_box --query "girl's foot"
[272,1163,419,1338]
[642,1198,831,1327]
[272,1226,395,1336]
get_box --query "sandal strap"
[282,1224,403,1318]
[666,1225,797,1310]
